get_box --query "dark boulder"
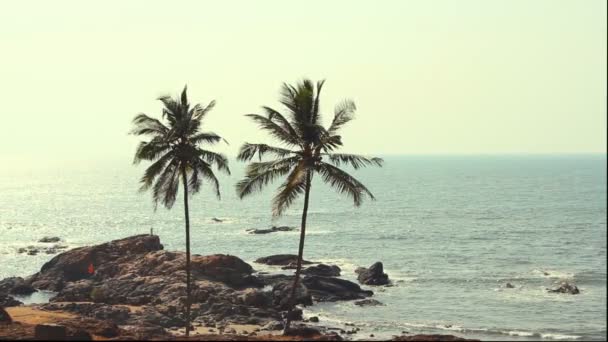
[355,262,390,286]
[547,282,580,295]
[302,264,341,277]
[302,276,373,302]
[0,307,11,323]
[39,237,61,243]
[354,299,384,306]
[255,254,313,266]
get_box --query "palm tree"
[236,79,383,332]
[131,86,230,336]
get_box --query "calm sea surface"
[0,155,606,340]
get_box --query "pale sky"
[0,0,606,166]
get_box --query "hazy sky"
[0,0,606,165]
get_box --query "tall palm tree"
[236,79,383,332]
[131,86,230,336]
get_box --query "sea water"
[0,155,605,340]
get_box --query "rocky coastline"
[0,235,478,341]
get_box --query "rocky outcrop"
[355,262,390,286]
[547,282,580,295]
[255,254,313,266]
[0,295,22,307]
[302,264,341,277]
[302,276,373,302]
[27,234,163,291]
[247,226,298,234]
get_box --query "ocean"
[0,154,606,340]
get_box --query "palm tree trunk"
[181,166,192,337]
[283,170,312,334]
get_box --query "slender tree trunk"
[283,170,312,334]
[181,166,192,337]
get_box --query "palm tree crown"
[237,79,383,214]
[132,86,230,207]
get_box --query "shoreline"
[0,234,478,341]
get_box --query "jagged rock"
[302,264,341,277]
[302,276,373,302]
[39,237,61,243]
[0,295,22,307]
[547,282,580,295]
[355,262,390,286]
[255,254,313,266]
[354,299,384,306]
[505,283,515,289]
[309,316,319,322]
[239,289,272,308]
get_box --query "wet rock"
[309,316,319,322]
[547,282,580,295]
[239,289,272,308]
[0,307,11,323]
[39,237,61,243]
[355,262,390,286]
[35,323,67,340]
[302,276,373,302]
[211,217,224,222]
[255,254,313,266]
[285,308,303,321]
[0,294,22,307]
[247,226,298,234]
[302,264,341,277]
[505,283,515,289]
[354,299,384,306]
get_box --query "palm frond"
[323,153,384,169]
[197,149,231,175]
[328,100,356,134]
[272,161,308,216]
[236,143,295,161]
[131,113,169,137]
[189,132,227,146]
[236,157,300,199]
[311,79,325,124]
[139,151,176,192]
[261,106,299,139]
[315,162,375,206]
[245,114,301,146]
[193,158,221,199]
[152,159,180,209]
[133,137,171,164]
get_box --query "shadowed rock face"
[0,307,11,324]
[0,295,22,307]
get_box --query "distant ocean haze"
[0,154,606,341]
